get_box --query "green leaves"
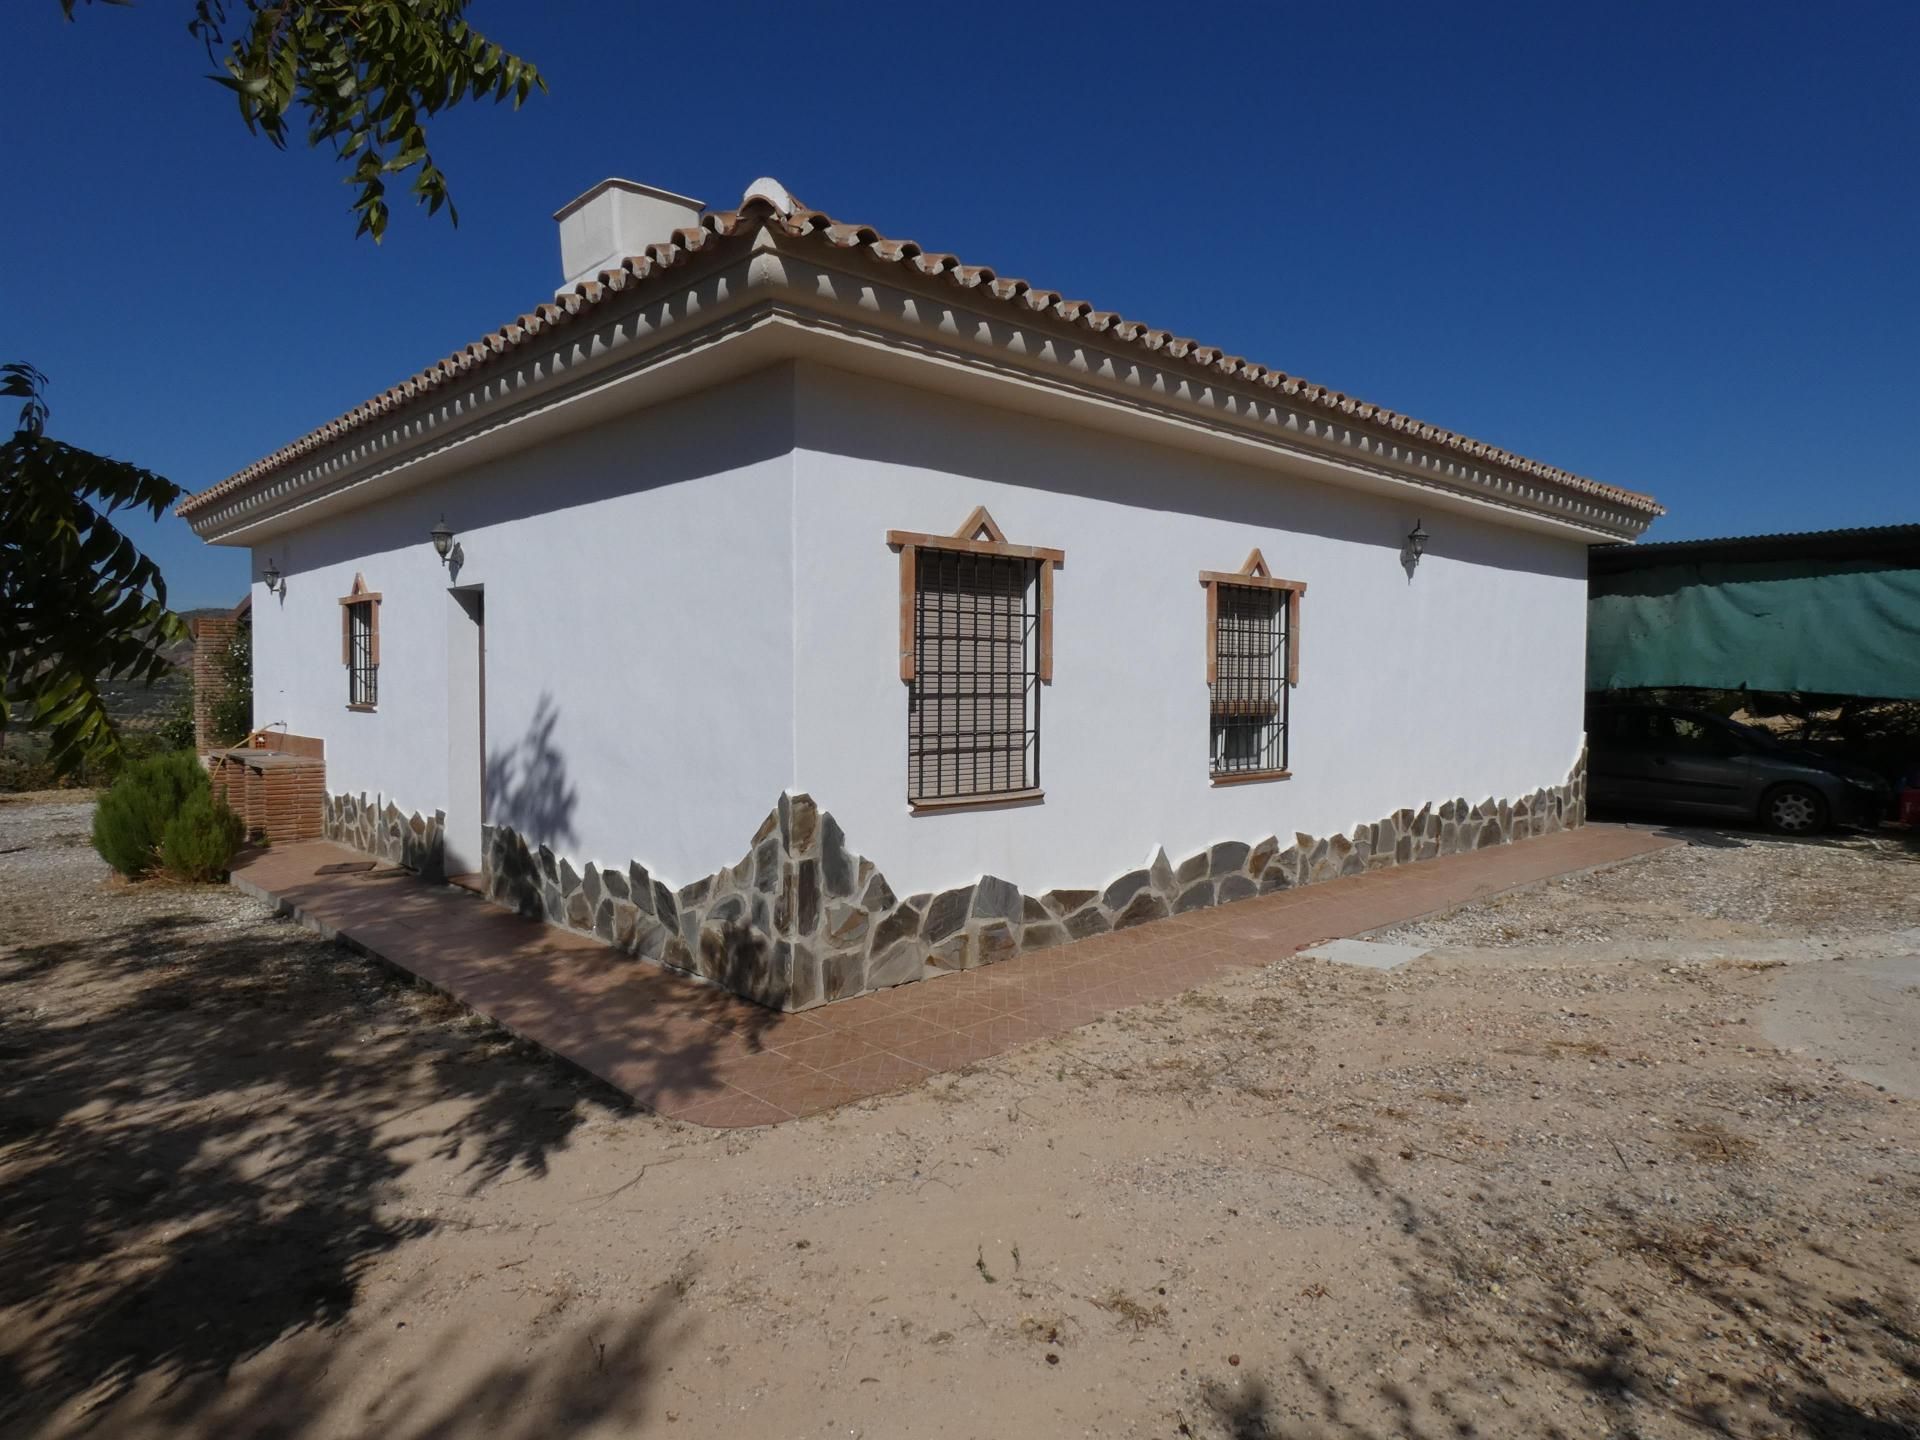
[184,2,547,241]
[1,364,187,776]
[17,4,548,769]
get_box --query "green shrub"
[156,686,198,752]
[91,751,210,878]
[211,624,253,746]
[161,789,245,881]
[86,731,166,787]
[0,752,60,793]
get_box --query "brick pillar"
[192,614,238,753]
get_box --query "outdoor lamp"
[262,557,285,597]
[430,517,455,565]
[1403,519,1430,570]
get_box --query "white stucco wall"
[251,367,797,883]
[789,364,1589,898]
[250,358,1588,903]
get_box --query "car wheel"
[1762,783,1829,835]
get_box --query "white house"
[180,175,1662,1011]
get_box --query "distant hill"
[6,605,239,740]
[92,607,240,731]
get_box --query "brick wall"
[191,614,239,753]
[238,730,324,759]
[209,751,326,844]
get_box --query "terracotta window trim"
[894,507,1060,808]
[909,787,1046,815]
[888,506,1064,684]
[1209,768,1291,787]
[1198,549,1305,688]
[1203,549,1302,781]
[883,530,1067,566]
[340,572,381,709]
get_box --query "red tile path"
[231,824,1678,1128]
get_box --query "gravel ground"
[1374,824,1920,949]
[3,799,1917,1440]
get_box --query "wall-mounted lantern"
[262,557,286,598]
[430,516,456,566]
[1402,519,1431,575]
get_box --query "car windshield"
[1718,716,1790,752]
[1589,708,1792,755]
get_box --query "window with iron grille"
[1209,582,1291,778]
[907,548,1041,802]
[347,601,378,708]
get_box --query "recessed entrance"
[445,586,486,878]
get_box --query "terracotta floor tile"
[1159,909,1217,928]
[659,989,757,1029]
[921,971,1020,1003]
[667,1089,791,1128]
[974,983,1041,1013]
[819,1050,932,1095]
[961,1013,1065,1055]
[710,1009,825,1048]
[772,1071,870,1118]
[886,1028,1000,1072]
[708,1050,818,1093]
[773,1029,881,1069]
[809,994,900,1030]
[851,1012,954,1049]
[612,1061,731,1110]
[900,997,1001,1030]
[232,826,1680,1130]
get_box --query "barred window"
[339,574,381,710]
[347,603,378,707]
[909,549,1039,802]
[1201,550,1303,783]
[889,508,1062,810]
[1210,584,1288,776]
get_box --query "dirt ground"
[3,793,1918,1440]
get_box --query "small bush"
[0,752,60,793]
[161,790,244,881]
[91,751,211,878]
[210,624,253,746]
[155,687,198,752]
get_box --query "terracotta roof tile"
[178,180,1661,519]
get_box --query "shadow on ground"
[0,905,678,1437]
[1192,1153,1919,1439]
[1589,808,1920,863]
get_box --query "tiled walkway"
[231,824,1678,1128]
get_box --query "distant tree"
[7,4,544,775]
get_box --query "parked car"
[1586,703,1891,834]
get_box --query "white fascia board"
[190,232,1653,546]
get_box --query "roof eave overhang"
[185,229,1657,547]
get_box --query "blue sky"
[9,1,1916,608]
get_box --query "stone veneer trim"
[449,751,1588,1012]
[322,792,446,883]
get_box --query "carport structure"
[1589,524,1920,699]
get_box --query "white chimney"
[553,178,705,292]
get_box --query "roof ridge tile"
[178,176,1662,520]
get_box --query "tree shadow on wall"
[0,905,638,1436]
[486,693,578,850]
[1188,1153,1919,1440]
